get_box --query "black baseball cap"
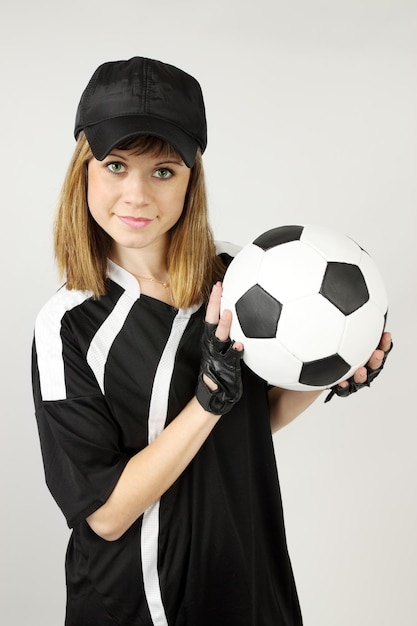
[74,57,207,167]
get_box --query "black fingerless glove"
[196,322,243,415]
[325,342,393,403]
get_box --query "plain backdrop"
[1,1,416,625]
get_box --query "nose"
[123,173,151,207]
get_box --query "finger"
[353,366,368,384]
[215,311,245,349]
[378,331,392,353]
[366,331,392,370]
[367,349,385,371]
[205,283,244,349]
[338,364,367,387]
[205,282,222,325]
[216,308,232,342]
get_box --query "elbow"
[93,526,124,543]
[86,509,127,542]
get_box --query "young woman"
[32,56,392,626]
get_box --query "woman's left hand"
[325,331,393,402]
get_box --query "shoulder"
[33,287,95,402]
[215,240,242,259]
[35,284,93,324]
[34,285,94,341]
[215,241,242,271]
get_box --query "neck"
[131,272,170,288]
[110,242,169,283]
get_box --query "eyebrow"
[154,158,185,166]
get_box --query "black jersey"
[32,255,302,626]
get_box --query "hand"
[195,282,244,415]
[325,331,393,402]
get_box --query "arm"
[87,398,220,541]
[87,283,243,541]
[268,387,323,433]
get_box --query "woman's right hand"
[196,282,244,415]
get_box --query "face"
[87,148,191,259]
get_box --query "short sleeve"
[32,304,131,528]
[34,394,131,528]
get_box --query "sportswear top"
[32,252,302,626]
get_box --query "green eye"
[154,168,172,179]
[107,162,125,173]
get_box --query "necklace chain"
[133,273,170,288]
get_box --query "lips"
[118,216,153,229]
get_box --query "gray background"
[1,1,416,624]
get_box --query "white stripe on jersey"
[35,287,93,401]
[86,291,137,393]
[141,306,199,626]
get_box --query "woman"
[32,56,392,626]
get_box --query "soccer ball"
[221,224,388,391]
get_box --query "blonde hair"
[54,133,225,308]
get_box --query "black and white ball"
[221,224,388,391]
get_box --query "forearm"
[87,397,220,541]
[268,387,323,433]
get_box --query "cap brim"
[84,116,199,167]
